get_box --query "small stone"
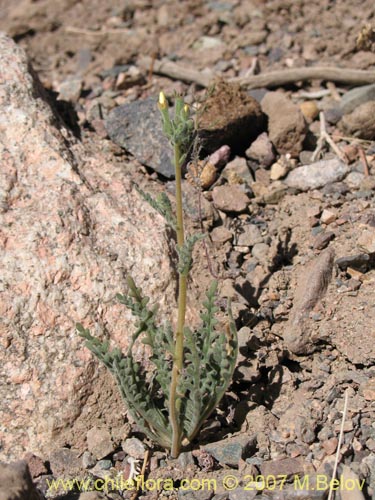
[82,451,96,469]
[346,171,365,188]
[285,159,349,191]
[251,242,270,261]
[194,35,225,49]
[23,452,48,478]
[211,226,233,244]
[202,435,256,467]
[212,185,249,213]
[87,427,114,460]
[115,66,144,90]
[313,231,335,250]
[208,145,231,168]
[49,448,82,477]
[362,379,375,401]
[322,437,338,455]
[200,162,217,189]
[358,229,375,253]
[222,156,253,185]
[178,451,195,467]
[346,267,364,280]
[157,3,169,26]
[270,161,288,180]
[339,101,375,140]
[97,459,112,470]
[122,437,147,459]
[261,91,307,156]
[336,253,370,272]
[245,132,275,167]
[58,78,82,103]
[106,97,174,178]
[261,457,306,477]
[339,83,375,114]
[320,209,337,225]
[325,107,343,125]
[300,101,319,122]
[236,224,263,246]
[237,327,251,350]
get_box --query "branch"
[138,56,375,89]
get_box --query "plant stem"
[169,143,187,458]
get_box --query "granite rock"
[0,34,174,460]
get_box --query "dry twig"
[138,56,375,89]
[327,388,349,500]
[130,449,150,500]
[358,146,370,176]
[312,112,347,162]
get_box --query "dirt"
[1,0,375,499]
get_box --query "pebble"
[57,78,82,103]
[324,107,343,125]
[345,171,365,188]
[115,65,145,90]
[212,185,250,213]
[202,435,256,467]
[339,101,375,140]
[122,437,147,459]
[251,242,270,261]
[270,161,289,180]
[209,145,231,168]
[358,229,375,253]
[49,448,82,477]
[177,451,195,467]
[261,457,306,477]
[362,379,375,401]
[245,132,275,167]
[339,83,375,114]
[336,253,370,272]
[87,427,115,460]
[284,158,349,191]
[320,209,337,225]
[97,459,112,470]
[322,437,338,455]
[300,101,319,122]
[210,226,233,244]
[236,224,263,246]
[200,161,217,189]
[23,452,48,478]
[221,156,253,185]
[313,231,335,250]
[105,97,175,178]
[261,91,307,156]
[82,451,96,469]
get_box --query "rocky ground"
[1,1,375,499]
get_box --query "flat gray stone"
[285,159,349,191]
[339,83,375,114]
[106,97,175,178]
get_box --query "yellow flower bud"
[183,104,189,114]
[158,91,168,109]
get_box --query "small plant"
[77,92,238,458]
